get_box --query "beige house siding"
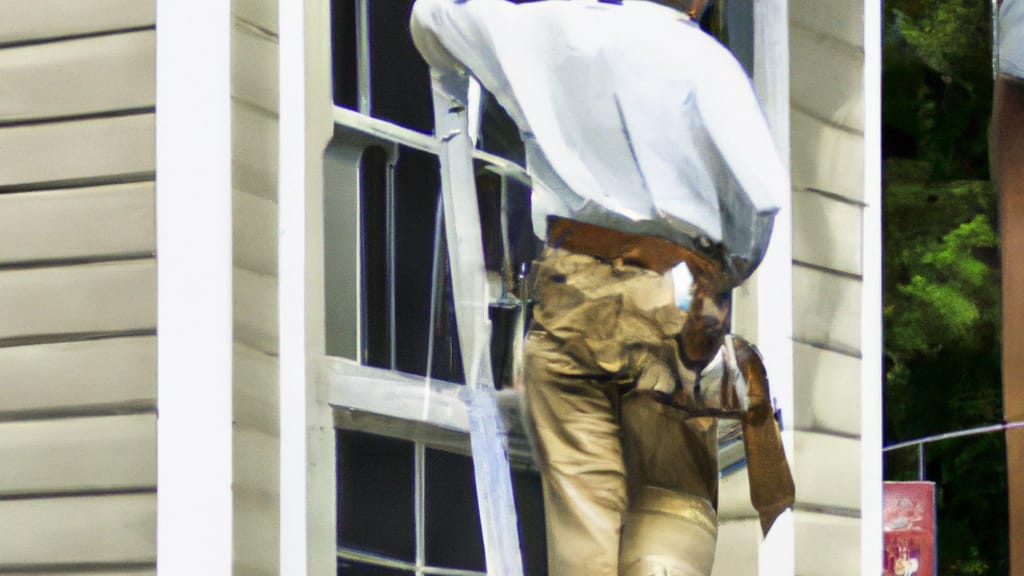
[232,1,281,575]
[789,0,867,573]
[0,1,157,574]
[715,0,870,573]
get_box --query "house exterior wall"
[0,1,158,573]
[231,1,282,575]
[787,0,874,570]
[714,0,879,574]
[0,0,879,573]
[0,1,284,573]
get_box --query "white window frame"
[276,1,833,575]
[281,2,532,574]
[322,103,530,576]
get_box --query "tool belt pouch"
[662,335,752,419]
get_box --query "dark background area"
[883,1,1009,573]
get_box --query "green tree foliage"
[884,0,992,181]
[884,0,1008,574]
[893,0,991,82]
[885,169,1002,438]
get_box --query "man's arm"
[410,0,527,120]
[693,42,786,218]
[409,0,468,76]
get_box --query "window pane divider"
[414,442,427,574]
[355,0,371,114]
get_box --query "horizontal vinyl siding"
[793,341,862,436]
[0,113,155,190]
[602,2,869,571]
[0,494,156,569]
[234,0,278,37]
[791,188,863,277]
[231,5,280,575]
[792,264,862,355]
[1,571,154,576]
[794,511,860,576]
[789,0,863,51]
[0,0,155,46]
[712,519,761,575]
[235,343,280,436]
[0,414,155,497]
[0,260,155,343]
[235,189,278,277]
[718,430,860,521]
[790,109,864,204]
[789,25,864,133]
[0,336,156,418]
[0,182,154,266]
[234,100,278,201]
[232,23,279,113]
[787,0,867,573]
[0,30,154,123]
[234,100,279,201]
[0,10,156,573]
[234,266,279,354]
[714,512,860,576]
[233,345,279,576]
[235,485,280,576]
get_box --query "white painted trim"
[279,0,309,572]
[751,0,793,436]
[304,0,337,570]
[280,0,335,574]
[750,0,795,573]
[155,0,234,574]
[860,0,884,573]
[324,357,471,432]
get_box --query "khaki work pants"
[525,247,719,576]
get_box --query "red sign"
[884,482,936,576]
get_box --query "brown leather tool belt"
[547,215,715,276]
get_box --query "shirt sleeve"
[694,42,786,216]
[409,0,527,120]
[1001,0,1024,79]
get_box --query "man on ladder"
[412,1,795,573]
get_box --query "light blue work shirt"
[411,0,786,282]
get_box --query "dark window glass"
[360,146,391,368]
[337,431,415,561]
[332,0,359,109]
[393,144,438,376]
[337,559,411,576]
[479,92,526,165]
[501,177,538,278]
[474,168,508,276]
[424,449,486,570]
[472,169,537,284]
[477,170,537,389]
[427,234,466,383]
[513,469,549,576]
[369,0,433,132]
[393,145,464,382]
